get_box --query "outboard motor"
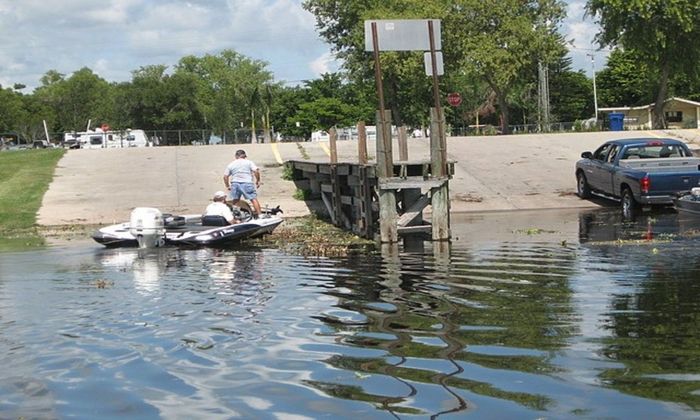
[129,207,165,248]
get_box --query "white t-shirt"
[224,158,258,183]
[204,201,234,223]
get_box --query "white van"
[64,129,150,149]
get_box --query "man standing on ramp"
[223,149,262,217]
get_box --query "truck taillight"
[641,176,651,193]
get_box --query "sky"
[0,0,606,92]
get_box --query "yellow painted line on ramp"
[319,141,331,157]
[270,142,283,164]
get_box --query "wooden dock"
[285,160,454,241]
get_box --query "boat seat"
[201,215,229,226]
[163,214,186,227]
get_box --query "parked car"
[575,138,700,217]
[32,140,54,148]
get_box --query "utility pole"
[537,61,550,132]
[587,53,598,123]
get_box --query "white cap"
[213,191,227,199]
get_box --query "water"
[2,208,700,418]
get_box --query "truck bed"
[619,157,700,173]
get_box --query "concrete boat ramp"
[38,129,700,227]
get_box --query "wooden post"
[428,21,447,178]
[357,121,368,164]
[358,165,373,238]
[330,164,342,227]
[377,109,397,243]
[376,110,393,178]
[398,125,408,161]
[329,126,338,163]
[430,107,450,241]
[430,107,447,177]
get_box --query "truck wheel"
[576,172,591,199]
[621,187,638,219]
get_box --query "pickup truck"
[575,138,700,217]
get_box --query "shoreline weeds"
[37,215,377,255]
[38,206,596,237]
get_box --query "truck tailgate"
[648,172,700,194]
[621,157,700,195]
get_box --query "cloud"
[309,52,338,77]
[0,0,609,91]
[0,0,332,90]
[562,0,610,74]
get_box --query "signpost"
[364,19,450,243]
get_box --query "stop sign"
[447,92,462,106]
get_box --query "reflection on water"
[2,209,700,418]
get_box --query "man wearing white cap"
[204,190,236,224]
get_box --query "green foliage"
[550,68,594,121]
[0,87,27,133]
[293,188,310,200]
[304,0,568,132]
[587,0,700,127]
[34,67,112,132]
[120,65,204,130]
[449,0,567,132]
[0,149,65,250]
[281,163,295,181]
[175,50,275,135]
[303,1,445,126]
[596,48,652,107]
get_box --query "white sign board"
[424,52,444,76]
[364,19,441,52]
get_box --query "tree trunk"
[652,59,671,129]
[388,76,403,126]
[263,109,272,143]
[250,109,257,144]
[489,82,511,134]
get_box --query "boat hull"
[673,194,700,215]
[92,215,283,248]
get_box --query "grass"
[282,163,295,180]
[0,148,65,251]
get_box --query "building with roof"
[599,97,700,130]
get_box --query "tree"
[549,69,593,122]
[175,50,274,137]
[123,65,203,130]
[595,48,652,108]
[547,55,594,122]
[34,67,113,132]
[448,0,567,133]
[261,84,274,142]
[0,88,25,134]
[304,0,568,133]
[586,0,700,128]
[289,74,369,138]
[248,85,260,143]
[303,1,449,127]
[17,94,55,142]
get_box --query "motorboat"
[673,187,700,215]
[93,206,283,248]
